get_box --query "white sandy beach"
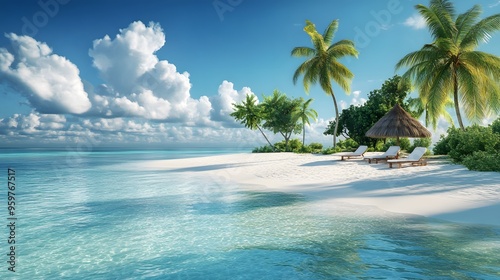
[143,152,500,226]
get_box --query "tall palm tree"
[230,94,274,150]
[293,98,318,145]
[292,19,358,147]
[396,0,500,130]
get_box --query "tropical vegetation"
[433,119,500,172]
[324,75,418,149]
[231,90,318,152]
[230,94,275,150]
[294,97,318,146]
[396,0,500,130]
[261,90,303,151]
[253,139,324,154]
[234,0,500,170]
[292,19,358,147]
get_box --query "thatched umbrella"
[365,104,431,145]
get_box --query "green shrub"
[303,142,323,154]
[433,125,500,169]
[295,145,312,153]
[337,138,359,150]
[252,145,275,153]
[272,141,286,152]
[491,117,500,135]
[308,142,323,150]
[373,141,385,152]
[272,139,303,152]
[433,129,455,155]
[447,125,500,162]
[252,141,325,154]
[321,146,342,154]
[408,138,432,154]
[462,151,500,172]
[382,138,411,152]
[289,139,303,151]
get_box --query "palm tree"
[230,94,274,150]
[396,0,500,130]
[293,98,318,145]
[292,19,358,147]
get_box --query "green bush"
[252,145,275,153]
[272,139,303,152]
[252,141,323,154]
[433,128,455,155]
[408,138,432,154]
[447,125,500,162]
[373,141,385,152]
[295,145,312,153]
[321,146,342,154]
[308,142,323,150]
[304,142,323,154]
[289,139,303,151]
[491,118,500,135]
[462,151,500,172]
[382,138,411,152]
[432,124,500,172]
[321,139,360,154]
[337,138,359,150]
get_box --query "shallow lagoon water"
[1,150,499,279]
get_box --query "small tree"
[261,90,302,151]
[294,98,318,146]
[231,94,275,150]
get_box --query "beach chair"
[364,146,400,163]
[335,145,368,161]
[387,147,427,168]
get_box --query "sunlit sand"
[144,152,500,226]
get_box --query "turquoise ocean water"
[0,149,499,279]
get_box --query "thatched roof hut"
[366,104,431,143]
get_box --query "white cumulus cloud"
[0,34,92,114]
[209,80,257,124]
[0,21,283,147]
[88,21,213,124]
[404,14,427,30]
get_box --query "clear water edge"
[0,149,498,279]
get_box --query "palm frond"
[455,5,482,43]
[327,60,353,93]
[291,46,316,58]
[304,21,326,53]
[423,61,454,124]
[322,19,339,46]
[302,61,320,93]
[460,14,500,51]
[416,2,456,40]
[460,51,500,79]
[292,58,314,86]
[456,64,487,122]
[327,40,359,59]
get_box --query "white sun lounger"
[334,145,368,160]
[387,147,427,168]
[364,146,400,163]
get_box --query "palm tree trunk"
[257,125,275,151]
[302,123,306,146]
[453,74,465,130]
[330,93,339,148]
[425,104,429,127]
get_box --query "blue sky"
[1,0,499,148]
